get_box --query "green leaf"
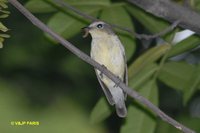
[0,1,9,48]
[25,0,111,13]
[0,9,10,14]
[128,63,158,90]
[46,12,84,41]
[128,44,171,79]
[0,14,9,18]
[46,6,101,41]
[0,9,10,18]
[25,0,57,13]
[121,80,158,133]
[0,22,8,32]
[178,115,200,132]
[0,33,10,38]
[183,64,200,104]
[119,33,136,61]
[0,37,4,48]
[158,61,198,96]
[90,98,111,124]
[155,120,178,133]
[126,4,167,32]
[158,61,195,90]
[156,115,200,133]
[0,1,8,8]
[100,4,136,61]
[194,0,200,11]
[62,0,111,6]
[168,35,200,57]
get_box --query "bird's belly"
[91,40,125,82]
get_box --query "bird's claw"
[100,65,107,78]
[113,76,121,88]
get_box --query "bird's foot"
[113,76,121,88]
[100,65,107,78]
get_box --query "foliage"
[0,0,10,48]
[1,0,200,133]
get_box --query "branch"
[8,0,195,133]
[127,0,200,35]
[52,0,179,40]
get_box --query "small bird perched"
[83,21,128,117]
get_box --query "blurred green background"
[0,0,200,133]
[1,1,106,132]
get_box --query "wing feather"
[95,70,115,105]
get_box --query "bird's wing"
[125,64,128,86]
[95,70,115,105]
[124,54,128,100]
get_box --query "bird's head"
[82,21,114,38]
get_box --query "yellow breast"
[90,35,125,81]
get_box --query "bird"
[83,21,128,117]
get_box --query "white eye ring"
[97,24,103,29]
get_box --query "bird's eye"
[97,24,103,29]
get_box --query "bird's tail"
[109,86,127,118]
[115,99,127,118]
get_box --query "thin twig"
[51,0,179,40]
[8,1,196,133]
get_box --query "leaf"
[168,35,200,58]
[25,0,111,13]
[46,6,101,41]
[0,9,10,14]
[119,34,136,61]
[158,61,197,94]
[100,3,136,61]
[0,22,8,32]
[0,33,10,38]
[183,64,200,104]
[0,1,9,48]
[156,115,200,133]
[0,9,10,18]
[121,80,158,133]
[128,44,171,79]
[90,98,111,124]
[128,63,158,90]
[178,115,200,132]
[0,14,9,18]
[0,1,8,9]
[194,0,200,11]
[0,37,4,48]
[158,61,196,90]
[25,0,57,13]
[62,0,111,6]
[46,12,84,41]
[155,120,178,133]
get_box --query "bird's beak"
[82,26,90,38]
